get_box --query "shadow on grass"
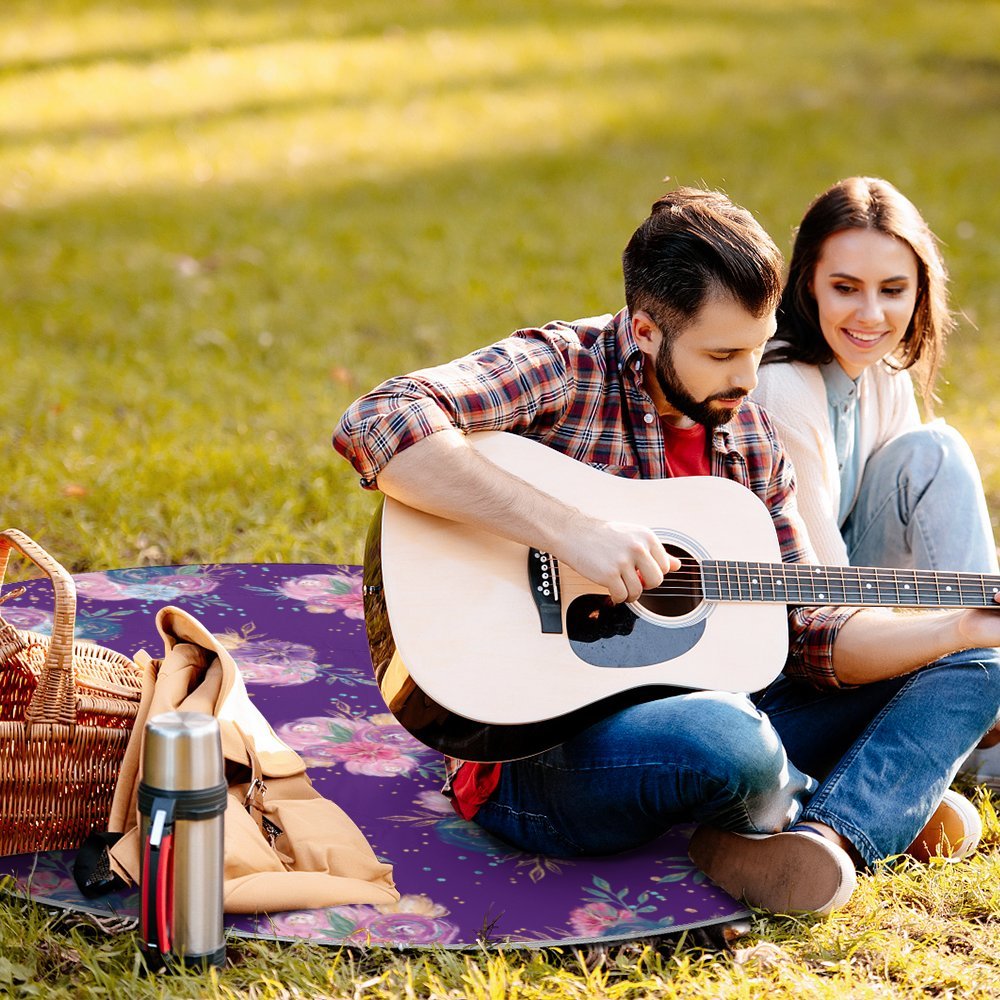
[1,0,818,78]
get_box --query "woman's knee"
[874,422,979,487]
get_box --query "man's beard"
[654,339,748,429]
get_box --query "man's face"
[636,291,776,429]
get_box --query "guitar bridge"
[528,549,563,633]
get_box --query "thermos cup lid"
[142,711,225,791]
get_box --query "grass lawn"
[2,1,1000,995]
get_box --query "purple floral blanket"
[0,563,747,948]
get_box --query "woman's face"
[811,228,919,379]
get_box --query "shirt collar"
[616,308,645,379]
[711,423,734,455]
[618,307,737,455]
[820,359,860,406]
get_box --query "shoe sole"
[688,827,857,916]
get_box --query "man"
[333,188,1000,915]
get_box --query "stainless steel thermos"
[139,711,227,970]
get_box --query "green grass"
[3,0,1000,995]
[4,798,1000,997]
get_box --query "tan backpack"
[106,605,398,914]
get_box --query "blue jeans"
[842,423,999,574]
[756,648,1000,865]
[476,650,1000,869]
[475,691,815,857]
[841,423,1000,782]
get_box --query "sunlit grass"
[3,0,999,568]
[2,1,1000,993]
[5,829,1000,998]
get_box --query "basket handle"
[0,528,78,728]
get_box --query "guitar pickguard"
[566,594,705,667]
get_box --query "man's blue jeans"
[475,648,1000,868]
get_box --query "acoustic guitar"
[362,431,1000,762]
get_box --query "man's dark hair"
[622,187,783,340]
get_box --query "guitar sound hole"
[636,543,703,618]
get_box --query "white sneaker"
[688,827,857,915]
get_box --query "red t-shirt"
[448,421,710,819]
[660,419,710,477]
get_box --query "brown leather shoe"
[688,827,857,915]
[907,789,982,862]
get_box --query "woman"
[753,176,1000,833]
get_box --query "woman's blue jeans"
[476,649,1000,868]
[841,423,1000,781]
[842,422,998,574]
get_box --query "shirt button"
[643,413,655,424]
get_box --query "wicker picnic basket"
[0,528,144,856]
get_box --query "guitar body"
[363,431,789,761]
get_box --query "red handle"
[140,800,176,963]
[156,832,174,955]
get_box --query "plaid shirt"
[334,310,859,806]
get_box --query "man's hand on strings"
[555,517,680,604]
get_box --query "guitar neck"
[702,561,1000,609]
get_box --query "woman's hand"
[952,591,1000,650]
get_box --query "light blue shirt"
[820,361,864,527]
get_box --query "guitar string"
[554,565,1000,605]
[546,560,1000,586]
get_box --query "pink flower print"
[353,720,417,750]
[269,910,330,938]
[75,569,219,602]
[349,911,460,947]
[568,902,636,938]
[280,718,330,743]
[228,638,321,686]
[414,789,453,815]
[323,720,420,775]
[155,574,218,596]
[278,572,364,618]
[0,607,53,633]
[277,713,429,776]
[74,574,129,600]
[335,739,418,777]
[26,869,75,895]
[346,895,459,946]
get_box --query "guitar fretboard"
[701,561,1000,609]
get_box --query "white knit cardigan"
[752,359,921,566]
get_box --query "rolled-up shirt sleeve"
[333,331,573,488]
[785,605,858,688]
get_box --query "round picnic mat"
[0,563,747,948]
